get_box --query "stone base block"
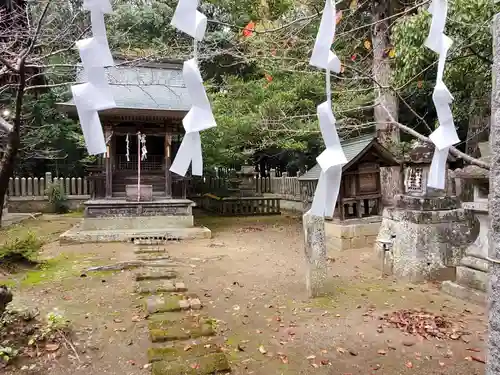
[456,265,488,292]
[81,216,194,231]
[59,226,211,244]
[441,280,486,305]
[325,218,381,251]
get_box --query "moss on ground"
[151,352,230,375]
[147,344,219,363]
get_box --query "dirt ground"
[0,213,489,375]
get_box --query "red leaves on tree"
[243,21,255,37]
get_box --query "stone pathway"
[132,239,231,375]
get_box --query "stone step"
[148,315,215,343]
[136,269,178,281]
[136,254,172,262]
[135,280,187,295]
[146,296,202,314]
[134,247,167,254]
[151,352,230,375]
[147,343,220,363]
[134,239,167,246]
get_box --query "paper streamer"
[424,0,459,189]
[71,3,115,155]
[308,0,346,217]
[169,1,216,177]
[171,0,207,41]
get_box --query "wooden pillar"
[105,126,113,198]
[164,132,172,198]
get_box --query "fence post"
[8,178,13,196]
[45,172,52,188]
[65,178,70,195]
[21,177,26,196]
[27,177,33,196]
[33,178,39,196]
[71,177,76,196]
[77,177,83,195]
[39,178,45,196]
[14,177,20,196]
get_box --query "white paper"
[182,59,216,132]
[424,0,448,54]
[171,0,207,41]
[71,83,116,112]
[427,147,449,189]
[309,166,342,217]
[170,132,203,177]
[310,0,341,72]
[76,37,114,68]
[76,107,106,155]
[90,11,110,39]
[83,0,112,13]
[316,101,347,170]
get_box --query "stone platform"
[325,216,381,251]
[60,198,211,243]
[376,195,479,283]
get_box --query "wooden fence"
[200,195,281,216]
[256,175,302,201]
[9,172,90,197]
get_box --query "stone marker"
[302,213,327,298]
[147,344,220,363]
[135,280,181,295]
[134,247,167,254]
[135,269,178,281]
[146,295,185,314]
[136,254,172,262]
[487,12,500,375]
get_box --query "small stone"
[179,299,190,310]
[190,298,202,310]
[348,349,358,356]
[175,282,187,292]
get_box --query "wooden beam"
[165,132,172,198]
[105,127,113,198]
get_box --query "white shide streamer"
[71,0,115,155]
[169,0,216,177]
[126,133,130,162]
[424,0,459,189]
[308,0,347,217]
[141,134,148,161]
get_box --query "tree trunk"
[0,63,25,226]
[372,0,401,206]
[487,12,500,375]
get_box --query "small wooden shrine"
[57,57,210,242]
[299,135,400,220]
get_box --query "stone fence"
[8,172,91,213]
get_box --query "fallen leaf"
[190,363,200,369]
[336,347,346,354]
[471,355,486,364]
[406,361,413,368]
[45,343,60,352]
[377,349,387,355]
[258,345,267,354]
[311,363,319,368]
[307,355,316,360]
[113,318,123,323]
[466,348,481,353]
[349,349,358,356]
[320,359,330,365]
[184,345,192,352]
[131,316,141,322]
[439,362,445,367]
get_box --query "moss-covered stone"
[147,344,220,362]
[149,323,214,343]
[134,247,166,255]
[152,352,230,375]
[136,268,177,281]
[146,295,185,314]
[135,280,178,295]
[137,254,172,262]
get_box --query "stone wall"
[325,218,382,251]
[9,196,88,213]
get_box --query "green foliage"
[0,232,43,264]
[0,346,18,363]
[45,183,69,214]
[28,309,70,346]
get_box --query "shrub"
[0,232,43,264]
[45,183,68,214]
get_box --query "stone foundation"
[325,217,381,251]
[60,198,210,243]
[375,195,479,283]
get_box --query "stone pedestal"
[376,195,479,283]
[237,166,258,197]
[442,200,489,304]
[126,184,153,202]
[325,217,381,251]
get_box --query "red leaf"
[265,73,273,83]
[243,21,255,37]
[405,361,413,368]
[190,363,200,369]
[471,355,486,364]
[351,54,357,61]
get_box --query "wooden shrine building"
[58,58,190,200]
[57,57,211,242]
[299,135,400,220]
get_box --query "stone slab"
[59,226,211,244]
[134,247,167,254]
[84,198,194,218]
[147,344,220,363]
[136,254,172,262]
[81,215,194,231]
[149,320,214,342]
[135,269,178,281]
[151,352,230,375]
[441,280,486,305]
[135,280,187,294]
[456,265,488,292]
[146,295,186,314]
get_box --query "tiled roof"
[64,59,191,111]
[299,134,376,181]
